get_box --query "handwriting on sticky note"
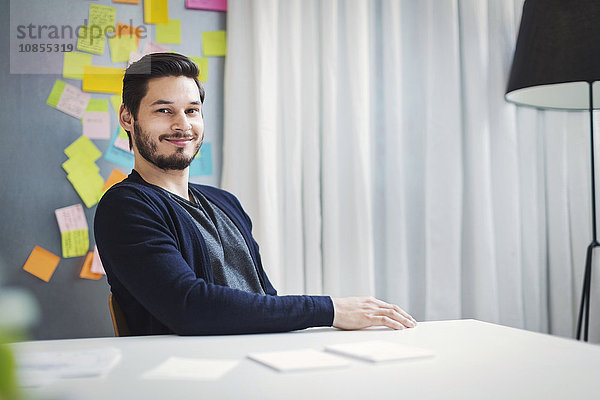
[77,4,116,55]
[83,111,111,139]
[202,31,226,56]
[23,246,60,282]
[55,204,88,233]
[47,80,91,119]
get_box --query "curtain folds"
[222,0,600,342]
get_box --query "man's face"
[131,76,204,171]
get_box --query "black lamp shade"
[505,0,600,110]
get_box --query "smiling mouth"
[162,136,196,147]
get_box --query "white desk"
[11,320,600,399]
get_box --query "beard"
[133,121,201,171]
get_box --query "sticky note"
[105,127,135,170]
[189,56,208,82]
[114,23,143,46]
[109,34,139,63]
[110,94,122,113]
[80,251,103,280]
[141,357,239,381]
[190,142,213,176]
[82,111,111,139]
[202,31,226,56]
[63,52,93,80]
[47,80,91,119]
[113,0,140,3]
[114,126,131,152]
[102,168,128,191]
[54,204,88,233]
[23,246,60,283]
[144,0,169,24]
[143,41,170,54]
[62,157,99,176]
[83,65,125,94]
[77,4,116,54]
[91,245,106,275]
[248,349,350,372]
[60,230,89,258]
[156,19,181,44]
[65,136,102,161]
[86,99,110,112]
[67,170,105,208]
[185,0,227,12]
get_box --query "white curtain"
[222,0,600,342]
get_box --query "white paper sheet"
[141,357,239,381]
[325,340,435,362]
[247,349,350,372]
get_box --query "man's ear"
[119,105,134,132]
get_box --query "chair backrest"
[108,293,131,337]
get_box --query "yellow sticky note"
[62,157,100,175]
[202,31,226,56]
[156,19,181,44]
[115,22,143,46]
[67,170,105,208]
[80,251,103,280]
[189,56,208,82]
[109,34,139,63]
[110,94,122,113]
[77,25,106,55]
[102,168,128,192]
[83,65,125,94]
[61,229,89,258]
[64,135,102,161]
[63,52,93,80]
[23,246,60,282]
[144,0,169,24]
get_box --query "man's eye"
[186,108,200,114]
[157,109,170,113]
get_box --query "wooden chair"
[108,293,131,337]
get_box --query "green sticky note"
[202,31,226,56]
[67,170,105,208]
[62,157,100,175]
[189,56,209,82]
[47,80,66,108]
[64,135,102,161]
[110,94,122,114]
[108,34,138,63]
[77,25,106,55]
[156,19,181,44]
[86,99,109,112]
[61,229,89,258]
[63,52,93,80]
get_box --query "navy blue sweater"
[94,170,334,335]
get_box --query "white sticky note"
[141,357,239,381]
[247,349,350,372]
[82,111,110,139]
[91,245,106,275]
[56,83,92,119]
[54,204,88,233]
[325,341,435,363]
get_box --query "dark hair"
[121,52,205,148]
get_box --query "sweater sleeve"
[94,185,334,335]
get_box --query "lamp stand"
[576,81,597,342]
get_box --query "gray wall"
[0,0,225,339]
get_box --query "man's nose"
[171,111,192,132]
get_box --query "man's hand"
[331,297,417,330]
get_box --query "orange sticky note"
[80,251,103,280]
[83,65,125,94]
[23,246,60,282]
[102,168,128,191]
[114,22,143,46]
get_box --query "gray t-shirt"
[168,188,265,295]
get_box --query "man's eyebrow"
[150,100,201,106]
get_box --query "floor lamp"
[505,0,600,342]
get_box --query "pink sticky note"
[82,111,110,139]
[91,245,106,275]
[142,41,170,54]
[55,204,88,233]
[56,83,92,119]
[185,0,227,11]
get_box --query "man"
[95,52,416,335]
